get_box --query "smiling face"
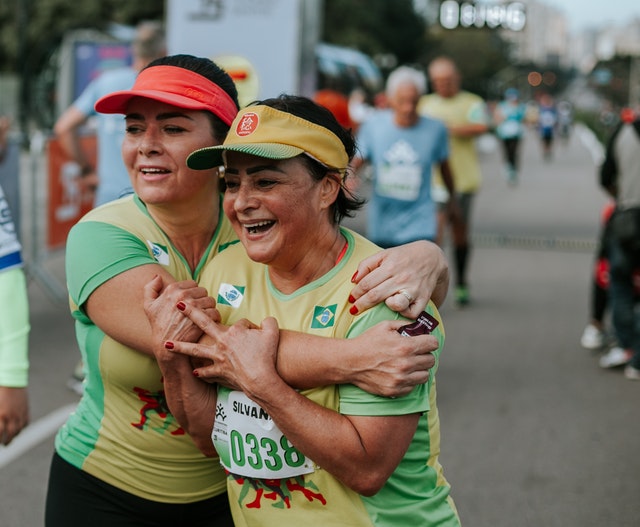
[121,97,221,206]
[222,151,341,280]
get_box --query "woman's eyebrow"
[156,111,195,121]
[225,164,282,175]
[124,111,195,121]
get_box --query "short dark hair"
[143,54,240,143]
[254,94,365,224]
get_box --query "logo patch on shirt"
[311,305,337,329]
[217,283,245,307]
[147,241,170,266]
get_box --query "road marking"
[0,403,77,470]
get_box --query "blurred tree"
[322,0,428,74]
[0,0,519,128]
[590,54,632,109]
[321,1,516,101]
[418,27,512,99]
[0,0,163,72]
[0,0,164,131]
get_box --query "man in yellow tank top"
[419,56,489,307]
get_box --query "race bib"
[499,120,521,137]
[376,164,422,201]
[213,389,315,479]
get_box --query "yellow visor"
[187,105,348,173]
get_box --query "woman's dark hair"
[143,54,240,144]
[255,94,365,224]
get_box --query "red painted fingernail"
[192,370,199,377]
[349,305,358,315]
[351,271,358,283]
[348,294,356,304]
[176,301,186,311]
[164,341,174,350]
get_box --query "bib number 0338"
[230,430,307,472]
[214,389,315,479]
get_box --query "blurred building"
[423,0,640,72]
[501,0,570,68]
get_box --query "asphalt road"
[1,124,638,526]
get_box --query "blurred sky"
[545,0,640,31]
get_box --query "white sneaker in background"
[624,364,640,381]
[599,347,634,369]
[580,324,604,349]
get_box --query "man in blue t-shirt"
[353,66,458,248]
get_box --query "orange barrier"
[46,135,96,249]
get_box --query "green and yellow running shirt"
[201,227,460,526]
[57,194,238,503]
[419,90,488,194]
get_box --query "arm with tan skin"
[53,105,99,192]
[141,240,447,399]
[194,319,439,396]
[0,116,10,162]
[0,188,30,445]
[142,274,438,453]
[346,155,450,313]
[89,233,447,358]
[439,159,462,226]
[448,121,488,138]
[0,388,28,445]
[84,241,444,449]
[445,95,490,139]
[237,321,419,496]
[267,242,449,394]
[141,275,220,455]
[347,239,449,314]
[165,310,421,495]
[277,321,438,394]
[85,264,217,356]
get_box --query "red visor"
[94,65,238,125]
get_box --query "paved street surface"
[1,124,638,526]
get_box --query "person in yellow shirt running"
[419,56,490,306]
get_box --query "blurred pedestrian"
[0,117,30,445]
[352,65,458,249]
[557,100,573,143]
[598,108,640,380]
[314,88,353,130]
[537,93,557,160]
[419,56,490,306]
[580,201,616,350]
[493,87,526,185]
[348,87,375,129]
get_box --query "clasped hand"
[143,275,280,392]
